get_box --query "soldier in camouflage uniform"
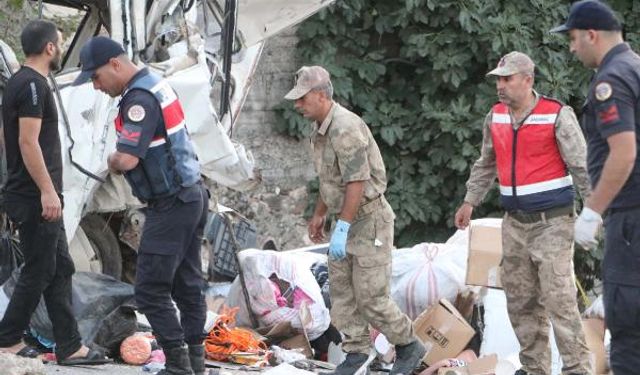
[285,66,425,375]
[454,52,592,375]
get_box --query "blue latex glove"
[329,219,350,260]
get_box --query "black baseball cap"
[550,0,621,33]
[72,36,125,86]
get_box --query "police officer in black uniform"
[552,1,640,373]
[73,36,209,375]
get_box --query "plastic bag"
[2,270,135,349]
[94,304,139,355]
[390,242,467,320]
[226,249,330,340]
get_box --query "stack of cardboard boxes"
[414,222,609,374]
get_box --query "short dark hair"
[21,19,59,57]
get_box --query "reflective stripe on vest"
[498,175,573,196]
[490,97,574,211]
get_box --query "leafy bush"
[276,0,640,290]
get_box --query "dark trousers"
[135,184,208,349]
[603,208,640,374]
[0,198,81,359]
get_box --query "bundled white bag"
[390,218,504,319]
[227,249,330,340]
[390,242,467,320]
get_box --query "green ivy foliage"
[275,0,640,289]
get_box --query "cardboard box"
[414,299,476,365]
[437,354,498,375]
[466,224,503,288]
[255,302,314,358]
[582,318,608,375]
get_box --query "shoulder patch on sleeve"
[118,122,143,147]
[595,82,612,101]
[127,105,146,122]
[597,103,620,125]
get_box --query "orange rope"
[204,306,268,362]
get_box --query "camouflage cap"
[284,66,331,100]
[486,51,535,77]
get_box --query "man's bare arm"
[339,180,365,223]
[108,151,139,172]
[309,197,329,243]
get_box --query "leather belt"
[507,205,574,224]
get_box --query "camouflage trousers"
[501,212,592,375]
[328,197,414,354]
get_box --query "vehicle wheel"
[79,214,122,280]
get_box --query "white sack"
[226,249,330,340]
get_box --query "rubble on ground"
[217,185,312,250]
[0,217,611,375]
[0,352,45,375]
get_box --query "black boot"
[157,345,194,375]
[331,352,369,375]
[390,340,426,375]
[188,344,206,375]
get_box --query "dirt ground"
[42,362,385,374]
[43,363,339,374]
[44,362,143,374]
[43,363,269,374]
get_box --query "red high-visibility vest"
[490,97,574,211]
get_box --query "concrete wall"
[232,28,315,189]
[216,28,317,250]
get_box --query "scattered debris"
[270,345,306,364]
[204,307,268,367]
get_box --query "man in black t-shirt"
[0,20,109,366]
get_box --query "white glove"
[575,207,603,250]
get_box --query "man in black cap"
[73,36,209,375]
[0,20,110,366]
[552,1,640,373]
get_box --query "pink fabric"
[147,349,166,364]
[292,287,313,309]
[271,281,288,308]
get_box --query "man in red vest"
[454,51,592,375]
